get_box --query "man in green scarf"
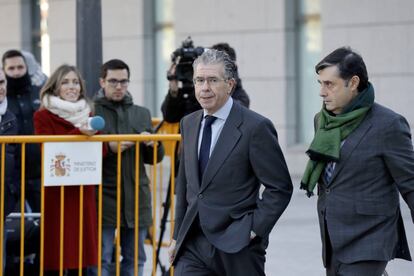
[301,47,414,276]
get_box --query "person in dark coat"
[211,42,250,108]
[94,59,164,276]
[2,49,41,212]
[0,68,18,217]
[301,47,414,275]
[34,64,101,275]
[168,49,292,276]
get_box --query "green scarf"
[300,82,375,196]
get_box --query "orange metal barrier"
[0,133,180,276]
[152,118,180,157]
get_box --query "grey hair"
[193,49,237,80]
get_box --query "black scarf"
[6,73,32,95]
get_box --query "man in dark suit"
[168,49,293,275]
[301,47,414,275]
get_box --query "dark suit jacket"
[173,102,293,261]
[317,103,414,266]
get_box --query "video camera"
[162,37,204,123]
[168,37,204,85]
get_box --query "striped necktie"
[323,162,335,183]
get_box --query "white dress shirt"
[198,97,233,157]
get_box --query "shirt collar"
[203,97,233,121]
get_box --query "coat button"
[198,194,203,199]
[325,188,330,194]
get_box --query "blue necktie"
[199,115,217,180]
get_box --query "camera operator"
[161,61,201,123]
[161,38,250,123]
[211,42,250,108]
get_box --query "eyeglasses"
[106,79,130,87]
[193,77,228,86]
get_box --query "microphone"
[87,116,105,131]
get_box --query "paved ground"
[145,179,414,275]
[265,190,414,276]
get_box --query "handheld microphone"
[87,116,105,131]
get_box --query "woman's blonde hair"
[39,64,90,108]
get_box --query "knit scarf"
[42,95,91,127]
[300,82,375,197]
[6,73,32,94]
[0,98,8,123]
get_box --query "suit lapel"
[200,104,242,192]
[328,110,373,184]
[186,111,204,187]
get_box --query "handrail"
[0,134,181,143]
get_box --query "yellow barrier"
[0,133,180,276]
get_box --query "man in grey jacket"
[301,47,414,276]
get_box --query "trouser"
[25,179,41,213]
[101,226,147,276]
[326,255,387,276]
[44,268,91,276]
[175,225,267,276]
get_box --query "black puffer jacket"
[6,73,41,181]
[0,109,19,215]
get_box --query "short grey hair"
[193,49,237,80]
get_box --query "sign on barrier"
[43,142,103,186]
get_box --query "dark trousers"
[326,255,387,276]
[26,179,41,212]
[44,269,87,276]
[174,227,266,276]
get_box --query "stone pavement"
[145,185,414,275]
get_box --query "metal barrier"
[0,133,180,276]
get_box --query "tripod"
[154,177,173,275]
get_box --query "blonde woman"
[34,64,103,275]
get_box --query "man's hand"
[140,131,156,147]
[108,141,135,153]
[167,64,179,97]
[168,239,177,264]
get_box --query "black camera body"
[162,37,205,123]
[170,37,204,85]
